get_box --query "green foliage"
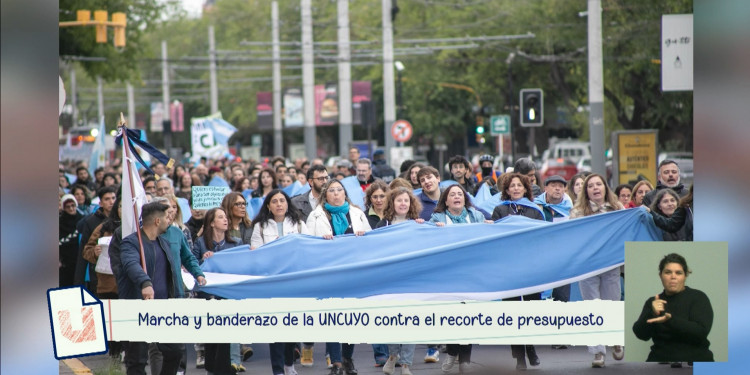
[62,0,694,153]
[59,0,169,82]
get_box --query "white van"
[541,140,591,164]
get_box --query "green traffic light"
[476,126,485,134]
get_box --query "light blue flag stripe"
[198,207,661,300]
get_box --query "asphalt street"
[60,343,693,374]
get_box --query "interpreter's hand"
[415,218,425,224]
[94,245,102,257]
[142,286,155,300]
[484,220,494,224]
[651,294,667,317]
[647,312,672,324]
[355,230,366,236]
[435,222,445,227]
[322,234,334,240]
[203,251,214,260]
[196,276,207,286]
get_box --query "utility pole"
[97,76,104,124]
[301,0,316,160]
[337,0,353,157]
[162,40,172,154]
[71,68,78,127]
[127,83,135,130]
[272,2,283,156]
[209,26,219,114]
[382,0,397,163]
[588,0,606,176]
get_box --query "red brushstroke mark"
[58,307,97,343]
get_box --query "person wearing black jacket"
[642,160,689,207]
[59,194,84,287]
[633,253,714,362]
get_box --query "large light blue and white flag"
[89,116,107,176]
[197,207,661,300]
[191,112,237,160]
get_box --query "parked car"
[576,156,592,173]
[540,158,579,182]
[541,140,591,164]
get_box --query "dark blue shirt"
[150,238,169,299]
[418,192,438,221]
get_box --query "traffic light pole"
[588,0,606,177]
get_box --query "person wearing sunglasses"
[221,192,253,245]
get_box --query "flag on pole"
[89,116,107,177]
[121,144,147,238]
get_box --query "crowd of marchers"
[58,147,693,375]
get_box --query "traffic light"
[112,12,127,48]
[519,88,543,127]
[94,10,108,43]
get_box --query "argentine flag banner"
[99,208,658,344]
[197,207,660,300]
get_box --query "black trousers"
[205,343,235,375]
[445,344,472,363]
[506,293,541,360]
[124,342,183,375]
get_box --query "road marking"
[62,358,93,374]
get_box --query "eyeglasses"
[234,202,247,207]
[328,187,345,193]
[63,203,76,208]
[371,194,386,200]
[312,175,330,182]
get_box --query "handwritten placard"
[192,186,230,210]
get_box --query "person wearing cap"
[535,175,573,222]
[371,150,396,183]
[475,155,501,193]
[60,194,84,287]
[534,175,575,310]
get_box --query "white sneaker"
[612,345,624,361]
[401,364,412,375]
[592,353,605,368]
[441,354,457,373]
[459,362,473,374]
[284,365,298,375]
[383,355,399,375]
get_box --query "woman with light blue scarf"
[307,179,371,375]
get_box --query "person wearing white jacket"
[306,179,372,375]
[250,189,310,250]
[247,189,309,375]
[306,179,371,239]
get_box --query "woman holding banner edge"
[490,173,544,370]
[569,173,625,368]
[307,179,372,375]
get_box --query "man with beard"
[292,164,329,219]
[449,155,477,195]
[642,160,689,207]
[356,158,378,192]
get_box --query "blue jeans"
[372,344,389,362]
[387,344,415,365]
[270,343,296,374]
[327,342,355,363]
